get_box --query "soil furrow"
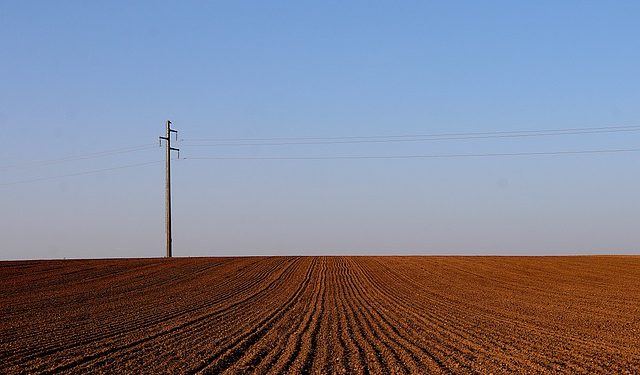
[32,258,300,374]
[191,258,317,374]
[2,256,638,374]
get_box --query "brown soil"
[1,256,639,374]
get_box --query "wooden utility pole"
[159,120,179,258]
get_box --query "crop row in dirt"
[1,256,639,373]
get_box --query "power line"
[183,147,640,161]
[0,144,158,171]
[181,128,640,147]
[0,160,164,187]
[181,124,640,143]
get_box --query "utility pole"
[159,120,179,258]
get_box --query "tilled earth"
[1,256,639,374]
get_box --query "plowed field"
[1,256,639,374]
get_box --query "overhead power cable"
[0,160,164,187]
[0,144,158,171]
[182,128,640,147]
[181,124,640,144]
[184,147,640,161]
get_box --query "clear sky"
[1,1,639,259]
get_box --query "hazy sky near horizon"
[1,1,639,259]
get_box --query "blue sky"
[1,1,639,259]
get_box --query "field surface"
[1,256,639,374]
